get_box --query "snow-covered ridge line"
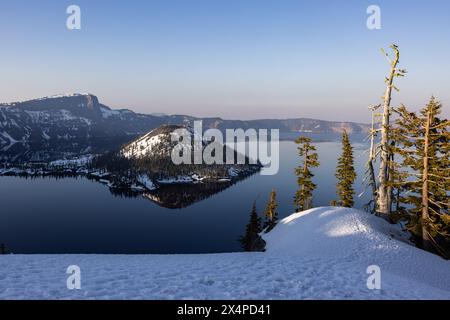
[0,93,92,105]
[41,93,92,99]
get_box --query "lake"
[0,137,371,254]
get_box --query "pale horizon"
[1,0,449,122]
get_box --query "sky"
[0,0,449,122]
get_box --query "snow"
[89,171,110,178]
[0,168,25,175]
[42,131,51,140]
[100,107,121,119]
[24,110,48,122]
[59,110,92,125]
[49,155,93,167]
[157,176,194,184]
[24,109,92,125]
[0,131,18,147]
[0,207,449,300]
[121,126,197,159]
[137,174,157,190]
[9,119,19,128]
[130,184,146,192]
[137,174,206,186]
[228,167,240,177]
[41,93,91,100]
[191,174,206,181]
[122,132,165,158]
[59,110,76,121]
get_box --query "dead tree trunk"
[367,106,380,212]
[377,45,401,217]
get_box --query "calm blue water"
[0,139,370,254]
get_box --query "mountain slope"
[1,207,448,299]
[121,125,185,159]
[0,94,370,161]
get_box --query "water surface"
[0,139,371,254]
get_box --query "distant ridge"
[0,94,370,160]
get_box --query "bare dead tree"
[376,44,406,217]
[364,104,381,213]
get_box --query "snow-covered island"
[1,207,449,300]
[0,125,262,207]
[87,125,262,205]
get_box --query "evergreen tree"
[335,131,357,207]
[263,189,279,232]
[387,148,410,220]
[239,201,263,251]
[294,137,319,212]
[393,97,450,255]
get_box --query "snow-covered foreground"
[1,207,449,300]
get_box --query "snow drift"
[0,207,449,300]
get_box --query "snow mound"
[263,207,450,296]
[0,207,449,300]
[264,206,400,256]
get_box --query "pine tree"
[239,201,263,251]
[335,131,357,207]
[294,137,319,212]
[393,97,449,255]
[387,148,410,220]
[263,189,279,232]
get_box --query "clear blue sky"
[1,0,449,121]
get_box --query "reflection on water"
[109,179,252,209]
[0,137,371,254]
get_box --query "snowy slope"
[0,207,449,300]
[122,132,165,158]
[121,125,185,158]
